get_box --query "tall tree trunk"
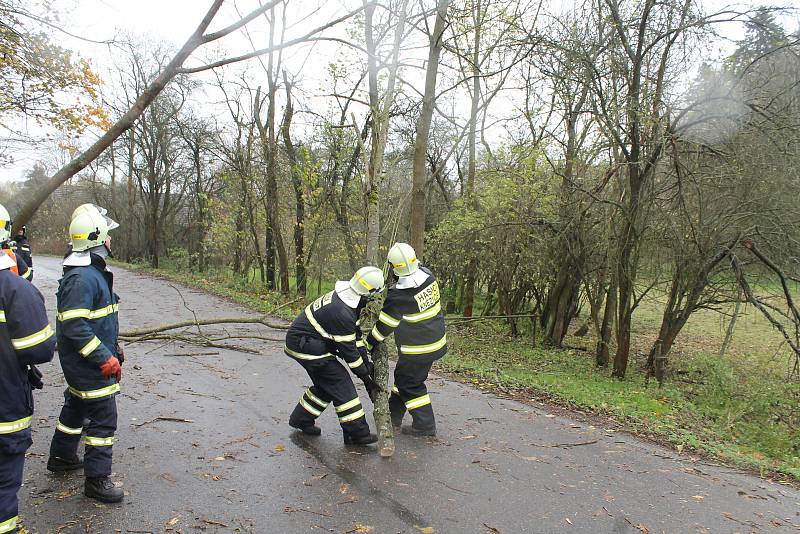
[597,274,617,367]
[281,74,306,296]
[612,159,642,379]
[461,0,482,318]
[409,0,449,257]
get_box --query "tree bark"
[281,74,306,296]
[461,0,483,318]
[409,0,450,257]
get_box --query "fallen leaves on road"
[483,523,500,533]
[691,495,705,501]
[415,527,435,533]
[274,444,286,453]
[339,483,350,494]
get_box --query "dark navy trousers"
[389,359,436,430]
[0,452,24,533]
[49,390,117,478]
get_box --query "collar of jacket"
[63,251,108,271]
[0,252,15,271]
[334,280,361,308]
[396,268,430,290]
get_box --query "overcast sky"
[3,0,799,182]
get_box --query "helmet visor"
[91,204,119,231]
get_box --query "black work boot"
[401,424,436,437]
[47,455,83,472]
[343,432,378,445]
[289,421,322,436]
[390,411,404,428]
[84,477,124,503]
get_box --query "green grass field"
[118,259,800,480]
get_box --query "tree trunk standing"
[461,0,483,318]
[596,274,617,367]
[234,208,244,275]
[612,211,637,379]
[409,0,450,256]
[281,75,306,296]
[263,15,290,295]
[265,226,274,287]
[720,286,743,358]
[542,266,581,346]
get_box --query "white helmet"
[69,204,119,252]
[387,242,419,276]
[0,203,11,243]
[349,266,385,297]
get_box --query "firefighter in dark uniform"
[0,212,55,534]
[0,206,32,283]
[47,204,125,503]
[286,266,384,445]
[10,226,32,279]
[365,243,447,436]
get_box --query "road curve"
[17,256,800,533]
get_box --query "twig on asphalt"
[529,439,598,448]
[134,417,195,428]
[283,506,333,517]
[436,479,473,495]
[201,519,230,528]
[164,352,220,357]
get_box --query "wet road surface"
[17,256,800,533]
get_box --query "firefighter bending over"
[285,266,384,445]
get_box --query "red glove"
[100,356,122,382]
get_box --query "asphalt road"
[16,256,800,533]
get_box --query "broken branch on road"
[134,417,195,428]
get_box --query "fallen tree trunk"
[371,341,395,457]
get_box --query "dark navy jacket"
[366,266,447,364]
[11,236,32,271]
[0,263,55,455]
[285,287,369,376]
[56,253,120,400]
